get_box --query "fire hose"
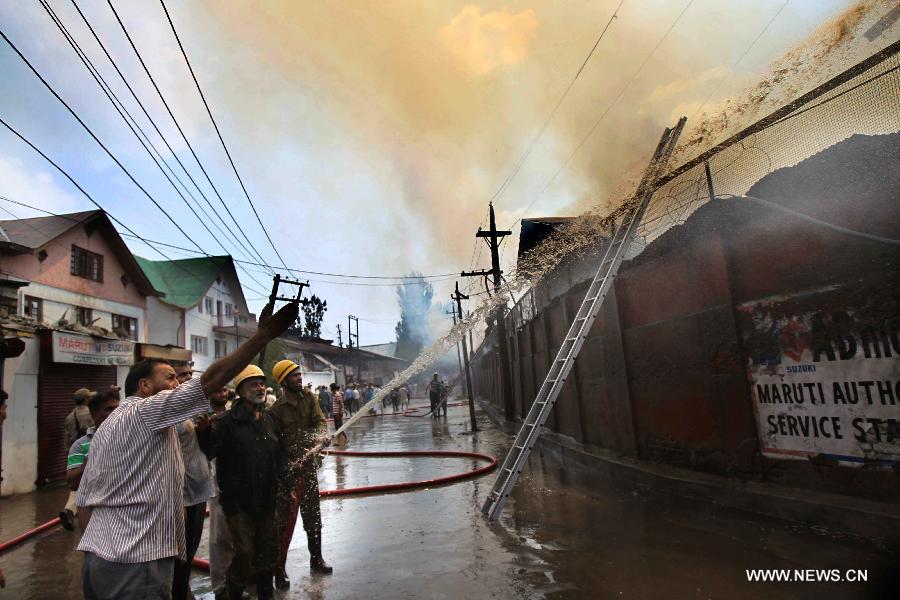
[0,445,496,564]
[190,447,496,571]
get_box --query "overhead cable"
[689,0,791,123]
[513,0,696,224]
[39,0,269,292]
[0,197,464,282]
[104,0,278,274]
[489,0,625,207]
[0,115,266,298]
[0,27,207,256]
[68,0,276,277]
[156,0,299,278]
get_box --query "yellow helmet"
[233,364,265,389]
[272,359,300,385]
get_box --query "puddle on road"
[1,404,897,599]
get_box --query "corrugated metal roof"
[135,255,230,309]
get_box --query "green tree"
[301,295,327,340]
[394,273,434,361]
[254,339,287,388]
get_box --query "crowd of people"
[0,302,454,599]
[47,302,338,600]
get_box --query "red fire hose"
[191,448,495,571]
[1,448,496,569]
[0,517,61,553]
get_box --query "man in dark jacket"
[269,360,331,590]
[198,364,290,600]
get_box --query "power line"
[68,0,277,278]
[0,196,462,282]
[39,0,270,293]
[0,27,208,256]
[510,0,697,226]
[0,115,267,298]
[489,0,625,207]
[104,0,277,275]
[689,0,791,123]
[234,262,457,287]
[157,0,298,278]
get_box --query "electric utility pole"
[462,202,514,421]
[336,324,346,384]
[452,282,478,431]
[467,309,475,360]
[348,315,359,383]
[257,274,308,366]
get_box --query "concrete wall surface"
[473,133,900,503]
[1,337,39,496]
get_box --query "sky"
[0,0,896,345]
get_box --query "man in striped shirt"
[76,301,300,600]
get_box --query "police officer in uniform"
[269,360,332,590]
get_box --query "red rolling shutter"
[37,363,116,485]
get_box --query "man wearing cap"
[76,301,299,600]
[198,364,290,600]
[60,387,97,531]
[65,388,96,450]
[269,359,332,589]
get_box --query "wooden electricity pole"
[462,202,514,421]
[257,274,308,366]
[348,315,359,383]
[452,282,478,431]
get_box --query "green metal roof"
[134,255,231,309]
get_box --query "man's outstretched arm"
[200,301,300,396]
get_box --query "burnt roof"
[517,217,575,266]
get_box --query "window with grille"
[24,295,43,323]
[70,245,103,282]
[112,314,138,340]
[191,335,209,356]
[76,306,94,326]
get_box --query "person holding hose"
[269,360,332,590]
[76,300,299,600]
[197,363,290,600]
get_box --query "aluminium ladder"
[482,117,687,521]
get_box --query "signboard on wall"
[52,331,134,366]
[738,291,899,466]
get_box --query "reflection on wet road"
[1,402,896,598]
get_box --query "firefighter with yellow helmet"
[198,364,290,600]
[268,359,332,589]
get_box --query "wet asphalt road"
[1,400,897,599]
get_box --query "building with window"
[135,255,253,373]
[0,210,160,494]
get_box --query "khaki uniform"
[268,389,327,569]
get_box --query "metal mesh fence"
[639,43,900,245]
[484,42,899,359]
